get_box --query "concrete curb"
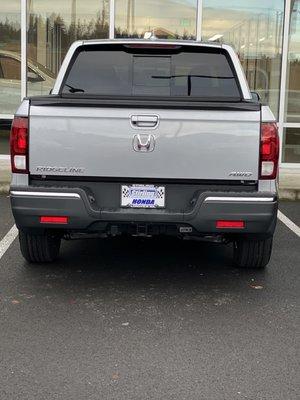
[0,159,299,199]
[0,184,10,195]
[278,168,300,200]
[0,159,10,195]
[278,189,300,201]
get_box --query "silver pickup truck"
[10,40,279,268]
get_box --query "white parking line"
[278,210,300,237]
[0,225,18,261]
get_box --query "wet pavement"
[0,196,299,399]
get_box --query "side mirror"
[251,91,260,101]
[49,88,53,95]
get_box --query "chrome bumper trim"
[10,191,81,199]
[204,196,275,202]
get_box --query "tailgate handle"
[131,115,159,128]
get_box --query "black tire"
[19,230,61,263]
[233,237,273,269]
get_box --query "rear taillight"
[10,117,29,173]
[260,122,279,180]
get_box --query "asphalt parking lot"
[0,195,299,400]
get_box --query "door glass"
[282,128,300,163]
[0,0,21,154]
[202,0,284,118]
[115,0,197,39]
[27,0,109,97]
[0,0,21,118]
[285,0,300,123]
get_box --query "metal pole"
[196,0,202,41]
[131,0,135,33]
[21,0,27,100]
[71,0,77,42]
[109,0,115,39]
[278,0,291,165]
[126,0,130,33]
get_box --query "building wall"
[0,0,299,165]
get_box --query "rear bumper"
[10,186,278,237]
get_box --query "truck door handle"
[131,115,159,128]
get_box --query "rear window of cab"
[61,44,241,100]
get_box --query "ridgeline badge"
[36,166,85,174]
[229,171,253,177]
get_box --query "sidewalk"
[0,157,299,199]
[0,158,10,194]
[278,168,300,200]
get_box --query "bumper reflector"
[40,216,68,224]
[216,220,245,229]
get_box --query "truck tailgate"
[29,105,260,181]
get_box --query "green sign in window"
[180,19,191,27]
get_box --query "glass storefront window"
[285,0,300,123]
[27,0,109,97]
[115,0,197,39]
[283,128,300,162]
[0,0,21,116]
[0,0,20,154]
[0,128,10,155]
[202,0,284,118]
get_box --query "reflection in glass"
[283,128,300,163]
[0,0,21,116]
[115,0,197,39]
[202,0,284,118]
[286,0,300,123]
[0,128,10,155]
[27,0,109,97]
[62,46,240,98]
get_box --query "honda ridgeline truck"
[10,40,279,268]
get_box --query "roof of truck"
[81,38,223,48]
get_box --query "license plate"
[121,184,165,208]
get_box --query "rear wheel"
[233,237,273,269]
[19,230,61,263]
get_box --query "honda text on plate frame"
[121,185,165,208]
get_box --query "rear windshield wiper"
[152,74,234,96]
[64,84,85,93]
[152,74,235,79]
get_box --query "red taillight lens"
[10,117,29,173]
[216,220,245,228]
[40,216,68,224]
[260,122,279,180]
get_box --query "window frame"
[59,43,244,102]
